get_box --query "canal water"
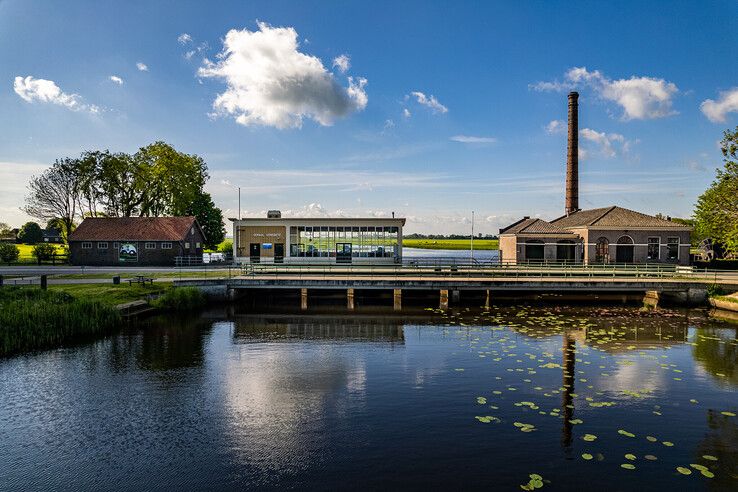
[0,305,736,491]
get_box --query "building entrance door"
[616,236,634,263]
[250,243,261,263]
[336,243,352,263]
[274,243,284,263]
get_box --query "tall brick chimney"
[565,91,579,215]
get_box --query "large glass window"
[294,223,399,258]
[595,237,609,263]
[647,237,660,260]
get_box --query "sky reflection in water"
[0,305,736,491]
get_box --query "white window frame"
[113,242,119,249]
[145,242,156,250]
[666,237,680,261]
[184,242,190,249]
[81,242,92,249]
[647,237,660,261]
[98,242,108,249]
[161,242,172,250]
[195,242,201,249]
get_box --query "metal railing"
[235,259,738,283]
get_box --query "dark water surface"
[1,305,737,491]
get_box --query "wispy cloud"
[109,75,123,85]
[332,54,350,74]
[409,91,448,114]
[13,76,99,114]
[545,119,565,134]
[136,62,148,71]
[532,67,679,120]
[177,33,193,45]
[450,135,497,144]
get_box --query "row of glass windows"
[593,236,680,262]
[289,225,400,258]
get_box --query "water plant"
[0,287,121,356]
[152,286,206,311]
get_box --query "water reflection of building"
[231,314,406,343]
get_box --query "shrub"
[153,287,206,311]
[0,243,19,264]
[218,239,233,254]
[707,284,725,297]
[32,243,57,262]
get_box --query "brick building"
[499,92,693,265]
[68,216,206,266]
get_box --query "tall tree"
[17,221,43,244]
[23,158,81,240]
[694,126,738,255]
[96,151,148,217]
[185,192,225,249]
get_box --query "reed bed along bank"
[0,287,121,357]
[152,287,206,311]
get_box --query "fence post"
[0,274,3,287]
[40,274,47,290]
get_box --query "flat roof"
[230,217,406,225]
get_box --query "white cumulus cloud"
[136,62,148,71]
[403,108,411,118]
[178,33,193,45]
[700,88,738,123]
[532,67,678,120]
[579,128,635,160]
[409,91,448,113]
[450,135,497,144]
[13,76,99,113]
[109,75,123,85]
[332,54,350,73]
[197,22,368,129]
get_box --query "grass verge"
[403,239,499,250]
[48,283,171,306]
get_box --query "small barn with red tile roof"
[68,216,206,266]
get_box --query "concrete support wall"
[393,289,402,311]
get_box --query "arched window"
[616,235,634,263]
[595,237,609,263]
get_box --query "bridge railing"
[237,260,738,282]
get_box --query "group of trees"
[23,141,225,248]
[694,127,738,257]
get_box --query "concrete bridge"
[173,263,738,309]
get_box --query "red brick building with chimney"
[499,92,692,265]
[68,216,206,266]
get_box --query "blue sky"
[1,0,737,234]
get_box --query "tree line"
[22,141,225,248]
[694,126,738,258]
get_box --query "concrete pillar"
[439,289,449,310]
[301,288,308,310]
[484,289,490,309]
[393,289,402,311]
[643,290,660,308]
[347,288,355,310]
[451,290,460,304]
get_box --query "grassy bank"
[49,283,171,306]
[403,239,499,250]
[0,287,121,357]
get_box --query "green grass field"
[15,243,67,261]
[403,239,499,250]
[48,283,171,306]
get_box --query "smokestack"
[565,91,579,215]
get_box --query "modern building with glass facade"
[231,212,405,264]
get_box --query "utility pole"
[471,210,475,260]
[238,187,241,220]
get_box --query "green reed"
[0,287,121,356]
[152,287,206,311]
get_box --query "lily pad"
[676,467,692,475]
[620,463,636,470]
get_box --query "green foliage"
[0,243,20,264]
[694,127,738,255]
[218,239,233,253]
[185,192,225,248]
[0,287,121,356]
[32,243,57,261]
[0,222,11,235]
[17,221,43,244]
[706,284,725,297]
[152,287,206,311]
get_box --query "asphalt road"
[0,265,231,275]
